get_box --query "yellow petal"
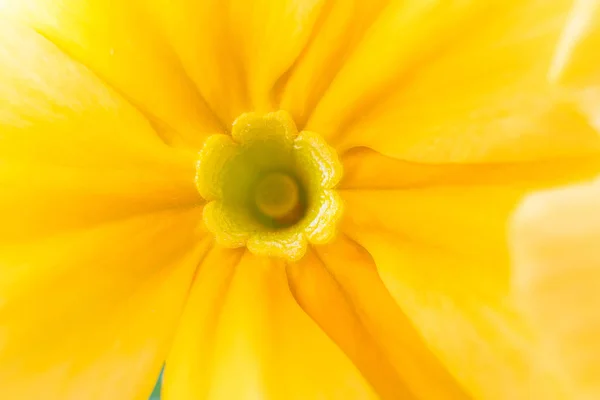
[0,20,201,242]
[0,0,223,147]
[340,152,600,398]
[547,0,600,137]
[340,155,600,293]
[0,207,208,400]
[307,1,600,162]
[511,176,600,398]
[164,250,378,400]
[340,147,600,190]
[343,231,564,400]
[286,236,467,399]
[150,0,324,127]
[162,246,243,400]
[0,24,207,398]
[279,0,390,127]
[549,0,600,87]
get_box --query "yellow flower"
[0,0,599,399]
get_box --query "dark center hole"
[249,171,308,230]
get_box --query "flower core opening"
[253,172,303,225]
[195,111,343,261]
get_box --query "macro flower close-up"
[1,0,600,399]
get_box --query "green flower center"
[195,111,343,261]
[253,172,302,224]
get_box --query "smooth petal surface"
[286,236,468,399]
[339,150,600,398]
[0,0,224,147]
[0,20,208,399]
[342,230,564,400]
[0,207,209,400]
[341,154,600,293]
[549,0,600,87]
[0,20,201,243]
[340,147,600,190]
[150,0,325,127]
[279,0,390,128]
[548,0,600,135]
[164,250,379,400]
[307,1,600,162]
[511,176,600,399]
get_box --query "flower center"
[194,111,343,261]
[253,172,302,225]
